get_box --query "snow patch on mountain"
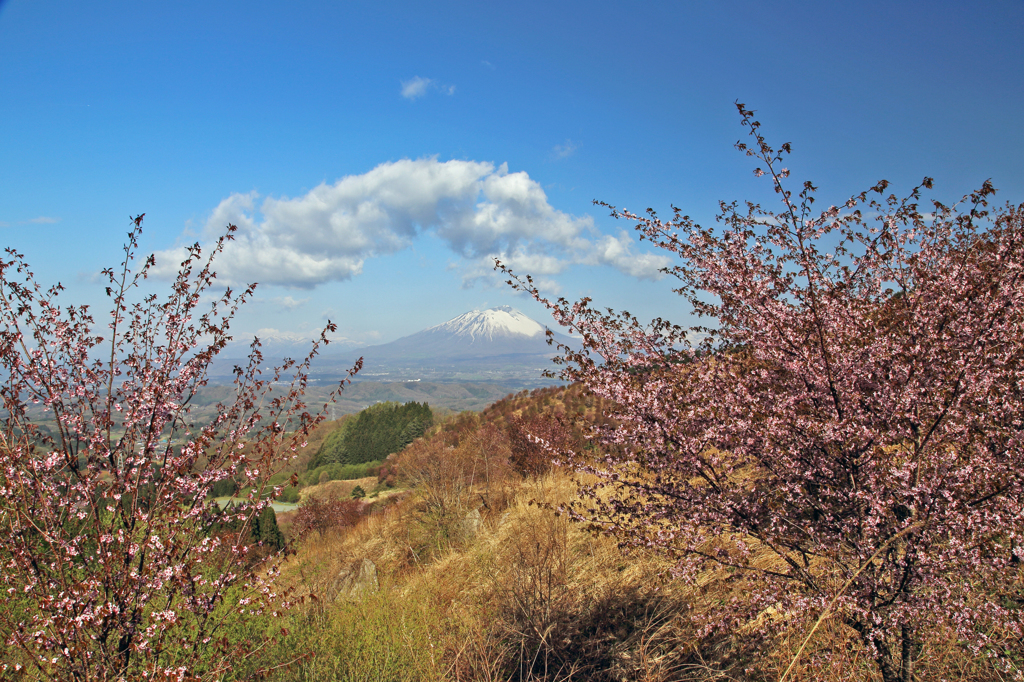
[425,305,546,341]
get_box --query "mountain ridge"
[354,306,575,362]
[422,305,545,342]
[212,306,575,388]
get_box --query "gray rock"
[335,558,378,599]
[462,507,482,538]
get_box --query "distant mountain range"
[211,306,577,388]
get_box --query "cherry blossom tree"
[0,217,358,680]
[500,105,1024,681]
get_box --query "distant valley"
[189,380,522,421]
[21,307,575,434]
[211,306,578,394]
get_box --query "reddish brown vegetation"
[293,497,363,538]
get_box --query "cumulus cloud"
[269,295,309,310]
[586,232,672,278]
[151,158,670,288]
[401,76,432,100]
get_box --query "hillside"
[180,384,1007,681]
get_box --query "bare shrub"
[492,505,574,678]
[293,497,362,539]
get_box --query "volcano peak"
[425,306,547,342]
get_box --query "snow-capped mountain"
[422,306,545,342]
[356,306,575,361]
[209,306,576,387]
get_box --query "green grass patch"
[305,460,383,486]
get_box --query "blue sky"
[1,0,1022,349]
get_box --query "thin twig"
[779,521,924,682]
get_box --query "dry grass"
[299,476,379,501]
[265,472,699,681]
[256,459,1022,682]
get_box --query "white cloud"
[270,295,309,310]
[400,76,455,100]
[584,232,670,278]
[151,158,670,288]
[552,139,578,159]
[401,76,432,100]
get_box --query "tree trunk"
[900,623,917,682]
[848,618,900,682]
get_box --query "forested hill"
[309,401,432,469]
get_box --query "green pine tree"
[256,506,284,550]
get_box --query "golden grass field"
[233,387,1022,682]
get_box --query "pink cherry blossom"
[500,103,1024,681]
[0,217,361,679]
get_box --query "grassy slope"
[237,386,1020,682]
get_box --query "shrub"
[502,105,1024,681]
[0,217,358,679]
[293,497,362,538]
[506,414,574,478]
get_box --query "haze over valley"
[212,305,580,394]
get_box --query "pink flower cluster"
[0,217,359,679]
[501,105,1024,681]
